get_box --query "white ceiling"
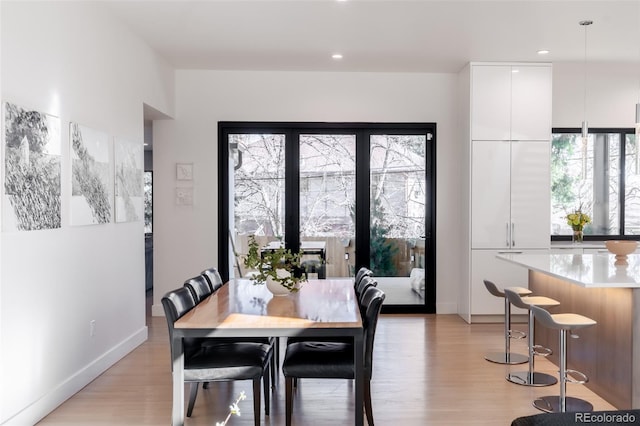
[104,0,640,74]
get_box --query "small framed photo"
[176,187,193,205]
[176,163,193,181]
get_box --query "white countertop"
[497,253,640,288]
[550,241,607,250]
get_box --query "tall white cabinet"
[460,63,552,322]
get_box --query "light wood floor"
[37,308,616,425]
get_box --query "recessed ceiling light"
[512,69,520,73]
[332,54,343,60]
[537,50,550,55]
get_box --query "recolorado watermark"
[575,412,637,423]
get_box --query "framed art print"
[3,101,61,231]
[114,137,143,223]
[70,122,112,226]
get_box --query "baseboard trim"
[151,302,165,317]
[436,302,457,314]
[1,326,148,426]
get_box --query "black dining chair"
[195,269,280,383]
[184,275,212,303]
[354,267,373,289]
[287,276,377,348]
[201,267,224,292]
[355,275,378,303]
[162,287,272,425]
[282,286,385,426]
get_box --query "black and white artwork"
[70,122,111,226]
[114,137,143,223]
[3,102,61,231]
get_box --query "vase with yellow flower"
[566,210,591,244]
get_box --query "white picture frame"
[176,163,193,181]
[176,187,193,205]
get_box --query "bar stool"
[503,289,559,386]
[483,280,530,365]
[530,305,597,413]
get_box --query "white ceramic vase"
[265,268,292,296]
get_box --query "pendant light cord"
[579,20,592,140]
[637,0,640,103]
[579,20,592,180]
[579,20,593,127]
[583,21,591,122]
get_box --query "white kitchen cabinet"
[470,250,544,315]
[471,140,511,248]
[472,140,550,249]
[511,65,552,141]
[471,65,511,141]
[471,64,551,141]
[509,141,551,247]
[460,62,552,322]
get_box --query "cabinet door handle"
[511,223,515,247]
[506,222,510,246]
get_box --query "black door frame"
[218,121,436,313]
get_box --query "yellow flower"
[566,210,591,230]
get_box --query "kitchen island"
[498,253,640,409]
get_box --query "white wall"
[553,62,640,128]
[0,2,174,425]
[152,70,463,316]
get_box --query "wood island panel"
[530,270,638,409]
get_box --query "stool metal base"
[484,352,528,365]
[533,396,594,413]
[506,371,558,387]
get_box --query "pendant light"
[580,20,593,178]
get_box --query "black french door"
[218,122,436,313]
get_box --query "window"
[551,128,640,238]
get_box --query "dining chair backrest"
[162,287,196,324]
[354,267,373,288]
[358,286,385,375]
[201,267,224,292]
[161,287,197,366]
[184,275,212,303]
[161,286,272,422]
[356,275,377,300]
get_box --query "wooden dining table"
[171,278,364,425]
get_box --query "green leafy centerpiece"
[243,235,306,295]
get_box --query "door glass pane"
[550,133,620,236]
[299,134,356,279]
[625,134,640,235]
[229,134,286,278]
[370,135,426,305]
